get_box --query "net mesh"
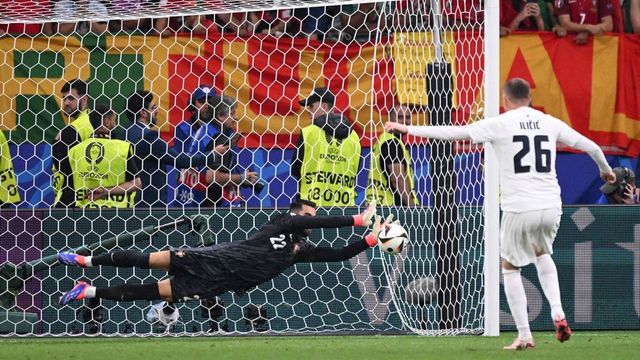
[0,0,486,336]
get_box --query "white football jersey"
[467,107,582,213]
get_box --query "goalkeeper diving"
[58,200,390,305]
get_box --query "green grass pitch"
[2,331,639,360]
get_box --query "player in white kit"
[385,78,616,350]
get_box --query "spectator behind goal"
[175,95,258,207]
[52,79,94,208]
[554,0,614,45]
[623,0,640,34]
[0,129,20,206]
[124,90,222,207]
[366,104,417,206]
[498,0,566,37]
[66,104,141,208]
[291,87,362,207]
[44,0,109,35]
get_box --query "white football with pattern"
[378,223,409,255]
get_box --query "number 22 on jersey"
[270,234,287,250]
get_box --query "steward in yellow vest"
[0,130,20,205]
[52,79,95,207]
[65,104,141,208]
[295,113,361,207]
[366,105,417,206]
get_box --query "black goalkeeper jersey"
[191,213,369,295]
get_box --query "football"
[378,223,409,255]
[146,301,180,325]
[405,276,438,306]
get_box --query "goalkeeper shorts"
[168,248,233,302]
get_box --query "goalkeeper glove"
[365,214,394,247]
[353,200,377,227]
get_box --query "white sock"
[536,254,565,321]
[503,268,532,340]
[84,256,93,267]
[84,286,96,299]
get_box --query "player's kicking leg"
[535,251,571,342]
[59,278,173,305]
[502,260,535,350]
[58,250,171,271]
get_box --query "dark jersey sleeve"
[126,144,139,181]
[380,137,406,176]
[57,156,75,207]
[295,238,370,262]
[282,215,355,232]
[290,135,304,179]
[53,126,81,208]
[380,137,407,204]
[52,126,80,170]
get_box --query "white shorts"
[500,208,562,267]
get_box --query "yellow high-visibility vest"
[68,137,135,208]
[53,110,93,205]
[0,130,20,204]
[299,125,361,206]
[366,132,417,206]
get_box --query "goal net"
[0,0,490,336]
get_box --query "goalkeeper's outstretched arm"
[295,215,392,263]
[297,237,373,262]
[285,201,377,232]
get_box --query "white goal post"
[483,0,501,337]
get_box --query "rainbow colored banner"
[0,33,639,155]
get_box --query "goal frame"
[483,0,501,337]
[0,0,501,336]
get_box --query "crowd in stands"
[499,0,640,44]
[1,0,388,42]
[1,1,639,40]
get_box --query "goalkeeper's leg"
[58,250,171,271]
[59,278,173,305]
